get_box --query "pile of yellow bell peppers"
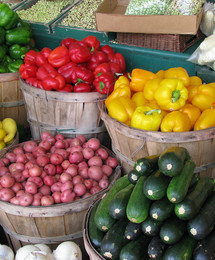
[105,67,215,132]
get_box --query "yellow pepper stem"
[144,109,161,115]
[172,89,181,103]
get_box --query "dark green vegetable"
[6,27,31,45]
[7,59,23,72]
[124,221,142,240]
[128,169,141,185]
[134,154,159,176]
[148,236,166,259]
[0,3,18,29]
[158,146,190,177]
[0,44,7,60]
[141,216,162,237]
[167,159,196,203]
[0,27,5,44]
[9,44,28,60]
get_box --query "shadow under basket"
[116,30,204,52]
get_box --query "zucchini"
[141,216,162,237]
[94,175,130,231]
[159,216,186,245]
[193,229,215,260]
[134,154,159,176]
[166,159,196,203]
[120,234,150,260]
[108,183,134,219]
[88,202,105,249]
[148,236,167,259]
[174,177,215,220]
[143,170,171,200]
[149,197,174,222]
[158,146,190,177]
[163,234,197,260]
[124,221,142,240]
[126,176,151,223]
[101,218,129,260]
[128,169,141,185]
[187,191,215,240]
[189,172,200,190]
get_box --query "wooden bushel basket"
[99,105,215,178]
[20,78,108,141]
[0,132,19,158]
[0,73,28,128]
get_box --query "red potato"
[105,156,119,168]
[61,189,75,203]
[41,171,47,179]
[52,191,62,204]
[50,153,64,165]
[51,182,62,193]
[61,160,70,170]
[34,192,43,199]
[82,192,91,198]
[82,147,94,160]
[90,185,102,194]
[25,181,38,194]
[22,169,30,178]
[44,164,56,175]
[88,156,103,167]
[50,146,57,153]
[0,166,9,176]
[39,185,51,196]
[41,195,54,206]
[29,165,42,177]
[74,183,87,196]
[10,196,19,205]
[99,179,109,189]
[18,192,33,206]
[24,161,35,170]
[88,166,103,181]
[65,165,78,177]
[41,132,55,144]
[69,151,84,164]
[63,139,70,149]
[77,161,88,169]
[12,171,26,183]
[72,175,83,185]
[39,140,52,151]
[28,176,43,187]
[54,149,69,160]
[0,158,10,166]
[36,154,50,167]
[16,153,28,164]
[54,140,66,149]
[69,137,82,147]
[0,162,4,167]
[60,180,73,192]
[25,152,35,161]
[95,148,109,160]
[9,162,25,173]
[32,146,46,158]
[23,140,38,153]
[78,167,89,179]
[70,145,83,154]
[84,179,93,190]
[55,133,65,141]
[16,190,25,197]
[59,172,72,184]
[32,197,41,206]
[76,135,86,145]
[11,182,23,193]
[92,180,99,187]
[43,175,55,186]
[56,165,63,174]
[5,152,16,163]
[86,138,100,151]
[1,174,15,188]
[102,165,113,177]
[13,147,24,155]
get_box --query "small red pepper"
[35,47,52,67]
[42,74,65,91]
[100,45,115,56]
[25,77,43,89]
[60,37,77,49]
[93,62,121,78]
[71,66,94,85]
[24,50,38,65]
[69,42,91,64]
[74,82,92,93]
[108,52,126,73]
[48,46,70,68]
[58,62,77,83]
[36,63,58,81]
[57,84,73,92]
[93,71,116,95]
[19,63,38,80]
[87,51,109,72]
[82,35,100,52]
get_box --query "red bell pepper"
[113,53,126,73]
[57,84,73,92]
[25,77,43,89]
[87,51,108,72]
[36,63,58,81]
[48,46,70,68]
[60,37,77,49]
[58,62,77,84]
[93,71,116,95]
[100,45,115,56]
[71,66,94,85]
[93,62,121,78]
[42,74,65,91]
[69,42,91,64]
[24,50,38,65]
[82,35,100,52]
[74,82,91,93]
[35,47,52,67]
[19,63,38,80]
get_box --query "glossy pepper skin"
[82,35,100,52]
[69,41,91,63]
[58,62,77,84]
[6,27,31,45]
[9,44,28,60]
[25,77,43,89]
[114,75,130,89]
[93,62,120,78]
[74,82,91,92]
[160,111,192,132]
[164,67,190,87]
[129,68,157,92]
[0,27,5,44]
[179,104,201,129]
[154,78,188,111]
[36,63,58,81]
[8,59,23,72]
[60,37,77,49]
[35,47,52,67]
[42,74,65,91]
[131,106,163,131]
[71,66,93,85]
[143,78,162,101]
[131,91,147,107]
[48,46,70,68]
[24,49,38,65]
[0,45,7,60]
[93,71,116,94]
[194,108,215,131]
[87,51,108,72]
[19,63,37,80]
[0,3,18,29]
[189,83,215,112]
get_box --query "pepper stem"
[144,109,161,115]
[171,89,181,103]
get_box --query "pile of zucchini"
[88,146,215,260]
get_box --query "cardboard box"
[96,0,204,35]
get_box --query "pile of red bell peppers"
[19,36,126,94]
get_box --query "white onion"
[52,241,82,260]
[34,245,52,255]
[0,244,14,260]
[15,245,39,260]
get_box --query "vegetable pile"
[0,3,36,73]
[19,36,126,93]
[0,132,119,206]
[89,146,215,259]
[105,67,215,131]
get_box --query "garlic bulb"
[0,244,14,260]
[52,241,82,260]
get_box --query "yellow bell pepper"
[163,67,190,87]
[114,75,130,89]
[189,83,215,112]
[131,91,147,107]
[131,106,163,131]
[160,111,192,132]
[154,78,188,111]
[179,104,201,129]
[144,78,163,101]
[194,108,215,131]
[129,68,157,92]
[106,96,136,124]
[189,76,202,86]
[156,70,165,78]
[105,83,131,107]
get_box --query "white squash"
[0,244,14,260]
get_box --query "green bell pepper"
[7,59,23,73]
[0,27,5,44]
[0,44,7,60]
[16,19,32,36]
[0,3,19,29]
[5,27,31,45]
[0,63,9,73]
[3,55,12,64]
[9,44,29,59]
